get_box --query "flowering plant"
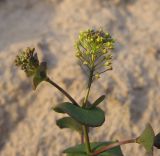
[15,29,160,156]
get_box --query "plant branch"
[98,68,112,74]
[46,77,79,106]
[91,138,136,156]
[82,69,94,107]
[81,130,84,144]
[82,126,91,154]
[82,69,94,155]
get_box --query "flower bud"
[15,47,39,77]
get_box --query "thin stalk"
[94,57,105,69]
[83,126,91,154]
[91,138,136,156]
[98,68,112,74]
[79,57,90,70]
[82,69,94,155]
[46,77,79,106]
[81,130,84,144]
[82,69,94,107]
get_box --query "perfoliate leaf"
[64,141,124,156]
[33,74,43,90]
[91,95,106,108]
[32,62,47,90]
[154,132,160,149]
[136,124,155,153]
[56,117,82,134]
[53,102,105,127]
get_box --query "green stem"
[82,69,94,155]
[91,138,136,156]
[83,126,91,155]
[82,69,94,107]
[46,77,79,106]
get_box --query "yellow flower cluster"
[75,29,115,78]
[15,47,39,77]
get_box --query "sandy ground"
[0,0,160,156]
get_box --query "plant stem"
[82,69,94,155]
[81,130,84,144]
[46,77,79,106]
[91,138,136,156]
[83,126,91,154]
[82,69,94,107]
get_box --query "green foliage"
[136,124,155,153]
[56,117,82,134]
[32,62,47,89]
[64,142,124,156]
[91,95,106,108]
[14,29,160,156]
[53,102,105,127]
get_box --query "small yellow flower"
[15,47,39,77]
[75,29,115,78]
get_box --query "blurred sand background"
[0,0,160,155]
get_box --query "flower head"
[15,47,47,89]
[75,29,115,78]
[15,47,39,77]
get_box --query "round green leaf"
[56,117,82,133]
[136,124,155,153]
[53,102,105,127]
[64,142,124,156]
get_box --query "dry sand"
[0,0,160,155]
